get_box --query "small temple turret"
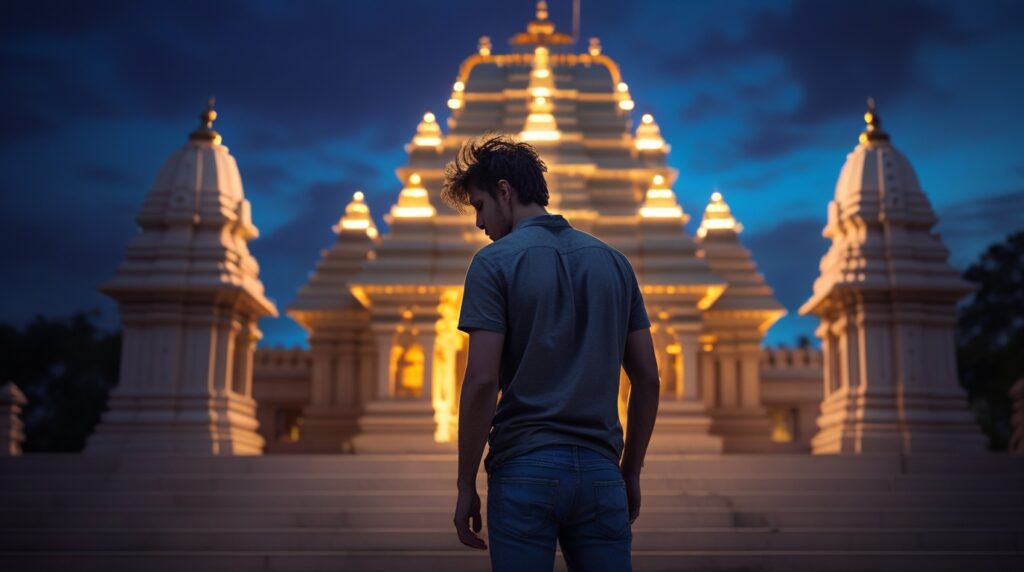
[521,46,561,142]
[288,191,379,452]
[800,99,984,453]
[88,100,277,455]
[696,191,786,452]
[410,112,443,149]
[635,113,668,152]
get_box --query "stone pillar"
[0,382,27,456]
[706,338,773,452]
[298,329,361,453]
[1011,379,1024,454]
[352,317,452,453]
[647,324,723,453]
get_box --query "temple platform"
[2,453,1023,571]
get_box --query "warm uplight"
[634,112,667,151]
[412,111,443,147]
[453,81,465,92]
[618,100,635,110]
[639,174,684,219]
[391,173,436,219]
[333,190,378,238]
[478,36,492,56]
[447,98,462,109]
[588,37,602,56]
[617,82,629,92]
[697,190,743,238]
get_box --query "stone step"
[4,489,1021,512]
[3,473,1019,494]
[4,550,1024,572]
[3,453,1022,477]
[3,527,1022,552]
[4,505,1021,530]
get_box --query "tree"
[956,230,1024,451]
[0,311,121,452]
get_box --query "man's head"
[442,134,549,241]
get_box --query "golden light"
[333,190,379,238]
[453,81,465,92]
[618,99,635,111]
[447,98,462,109]
[635,112,666,151]
[697,190,743,238]
[642,113,653,124]
[617,82,629,92]
[478,36,492,56]
[639,174,684,219]
[391,172,436,218]
[588,37,602,56]
[412,111,443,147]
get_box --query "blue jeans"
[487,445,632,572]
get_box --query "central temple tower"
[289,2,785,453]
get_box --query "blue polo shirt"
[458,214,650,473]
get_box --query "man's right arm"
[620,327,660,523]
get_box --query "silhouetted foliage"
[0,311,120,452]
[956,230,1024,451]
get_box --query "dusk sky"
[3,0,1023,349]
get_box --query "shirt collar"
[513,214,571,232]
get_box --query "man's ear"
[496,180,513,204]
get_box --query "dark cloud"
[77,165,141,187]
[936,189,1024,240]
[662,0,970,160]
[743,217,828,312]
[721,161,812,192]
[679,91,735,122]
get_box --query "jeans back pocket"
[493,476,558,539]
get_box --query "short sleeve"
[628,270,651,332]
[458,255,507,333]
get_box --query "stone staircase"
[2,454,1023,571]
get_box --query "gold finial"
[858,96,890,145]
[536,1,549,20]
[189,96,222,144]
[588,37,602,56]
[478,36,492,56]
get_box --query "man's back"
[458,214,649,473]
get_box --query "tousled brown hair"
[441,133,549,213]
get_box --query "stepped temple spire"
[697,190,743,238]
[390,173,436,219]
[521,46,561,142]
[800,103,983,454]
[410,112,443,149]
[639,175,686,221]
[635,113,667,152]
[89,101,276,455]
[334,191,379,239]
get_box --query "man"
[444,134,660,572]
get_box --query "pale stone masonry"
[0,382,27,456]
[87,101,278,455]
[800,99,984,454]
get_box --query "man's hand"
[623,471,641,524]
[453,487,487,550]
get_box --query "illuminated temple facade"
[88,3,982,457]
[253,4,814,455]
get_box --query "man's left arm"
[453,329,503,550]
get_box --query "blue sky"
[2,0,1022,348]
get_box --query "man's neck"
[510,205,550,228]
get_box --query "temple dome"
[827,98,937,235]
[105,100,275,316]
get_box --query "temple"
[248,2,820,455]
[88,2,980,458]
